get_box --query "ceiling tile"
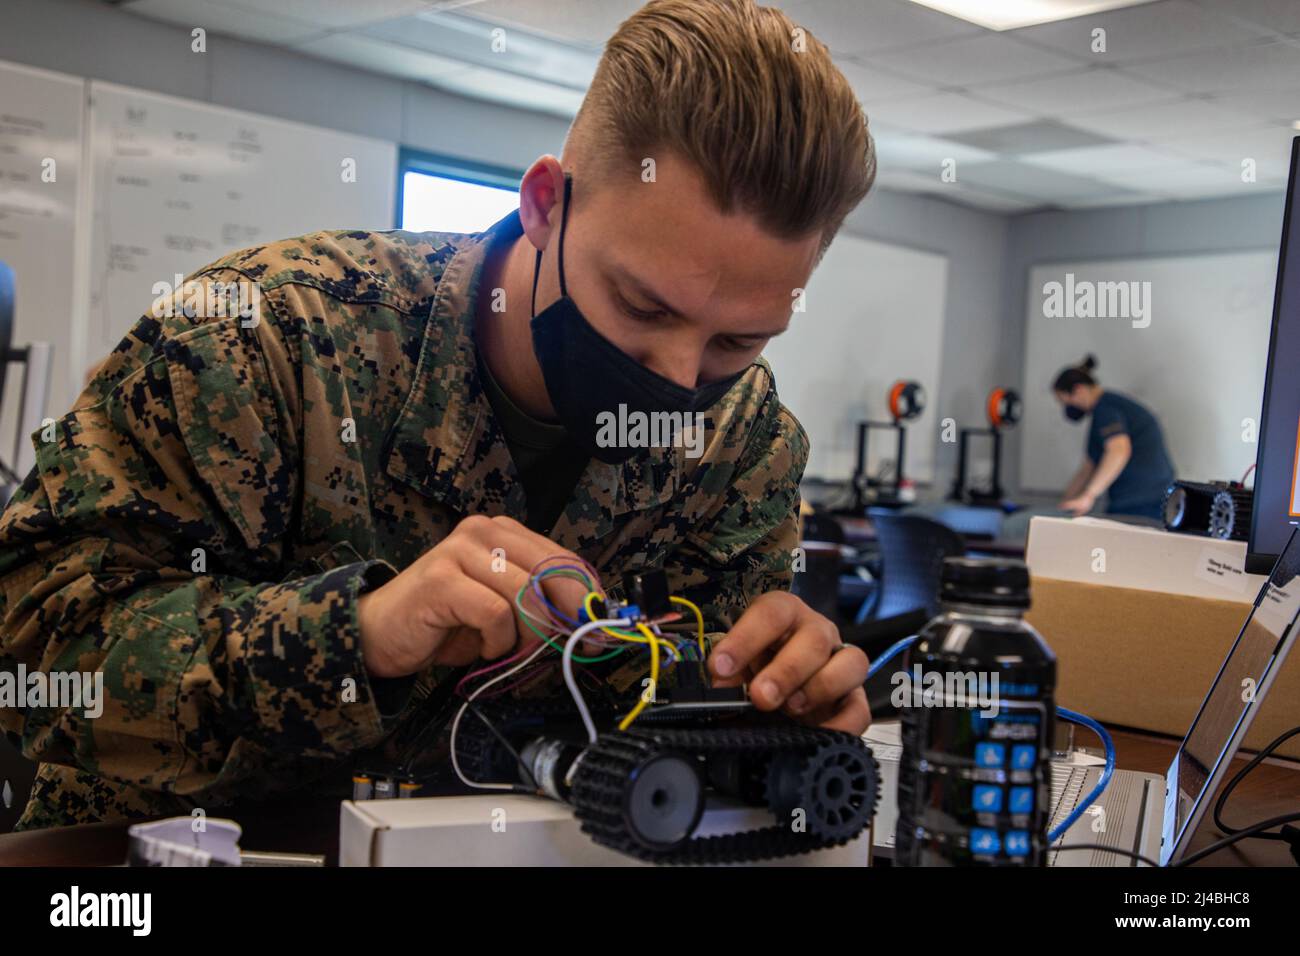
[875,169,1047,213]
[781,0,983,57]
[865,91,1037,135]
[1022,142,1187,176]
[363,11,597,89]
[292,32,469,84]
[205,0,436,30]
[1208,87,1300,126]
[1063,95,1262,140]
[463,0,643,48]
[957,159,1124,201]
[835,59,939,105]
[948,119,1118,154]
[125,0,326,44]
[429,64,586,117]
[870,32,1086,87]
[979,65,1181,115]
[1010,0,1270,63]
[1086,160,1242,191]
[1157,123,1298,179]
[1123,37,1300,93]
[1190,0,1300,36]
[871,127,997,173]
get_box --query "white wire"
[564,618,633,744]
[450,638,554,791]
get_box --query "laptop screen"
[1166,527,1300,861]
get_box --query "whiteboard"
[1020,251,1277,491]
[86,81,397,368]
[762,233,948,483]
[0,59,84,468]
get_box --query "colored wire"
[529,556,601,629]
[1049,706,1116,843]
[455,625,551,697]
[669,595,707,659]
[564,617,634,743]
[617,623,662,731]
[516,583,627,664]
[582,591,646,640]
[450,637,552,790]
[866,635,917,680]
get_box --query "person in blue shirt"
[1053,355,1176,520]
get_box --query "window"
[397,150,521,234]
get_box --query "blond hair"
[568,0,875,249]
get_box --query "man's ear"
[519,156,566,253]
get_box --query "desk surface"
[835,515,1026,558]
[0,728,1293,867]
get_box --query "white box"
[1024,516,1266,599]
[339,794,873,867]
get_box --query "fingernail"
[756,678,780,705]
[713,652,735,677]
[788,691,807,713]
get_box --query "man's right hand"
[357,514,590,677]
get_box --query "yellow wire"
[618,623,661,730]
[583,591,645,640]
[669,595,707,659]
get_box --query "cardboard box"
[340,794,873,867]
[1024,517,1300,759]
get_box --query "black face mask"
[1064,404,1087,423]
[530,175,746,465]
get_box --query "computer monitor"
[1162,525,1300,864]
[1247,136,1300,573]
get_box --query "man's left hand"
[708,591,871,734]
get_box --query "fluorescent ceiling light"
[906,0,1160,31]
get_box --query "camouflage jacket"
[0,220,808,829]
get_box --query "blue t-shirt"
[1086,390,1176,512]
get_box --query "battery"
[352,775,373,801]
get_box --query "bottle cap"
[940,556,1031,609]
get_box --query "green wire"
[515,581,627,664]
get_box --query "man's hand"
[708,591,871,734]
[1059,491,1096,516]
[357,514,589,677]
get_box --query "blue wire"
[1049,706,1116,843]
[866,635,917,680]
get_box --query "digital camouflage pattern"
[0,220,808,828]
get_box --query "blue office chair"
[856,509,966,623]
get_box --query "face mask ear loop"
[530,173,574,318]
[556,173,573,299]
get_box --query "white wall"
[1003,193,1286,495]
[1020,251,1277,490]
[764,234,948,483]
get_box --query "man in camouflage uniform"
[0,0,876,828]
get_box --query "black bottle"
[894,557,1056,866]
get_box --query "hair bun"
[1081,354,1097,372]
